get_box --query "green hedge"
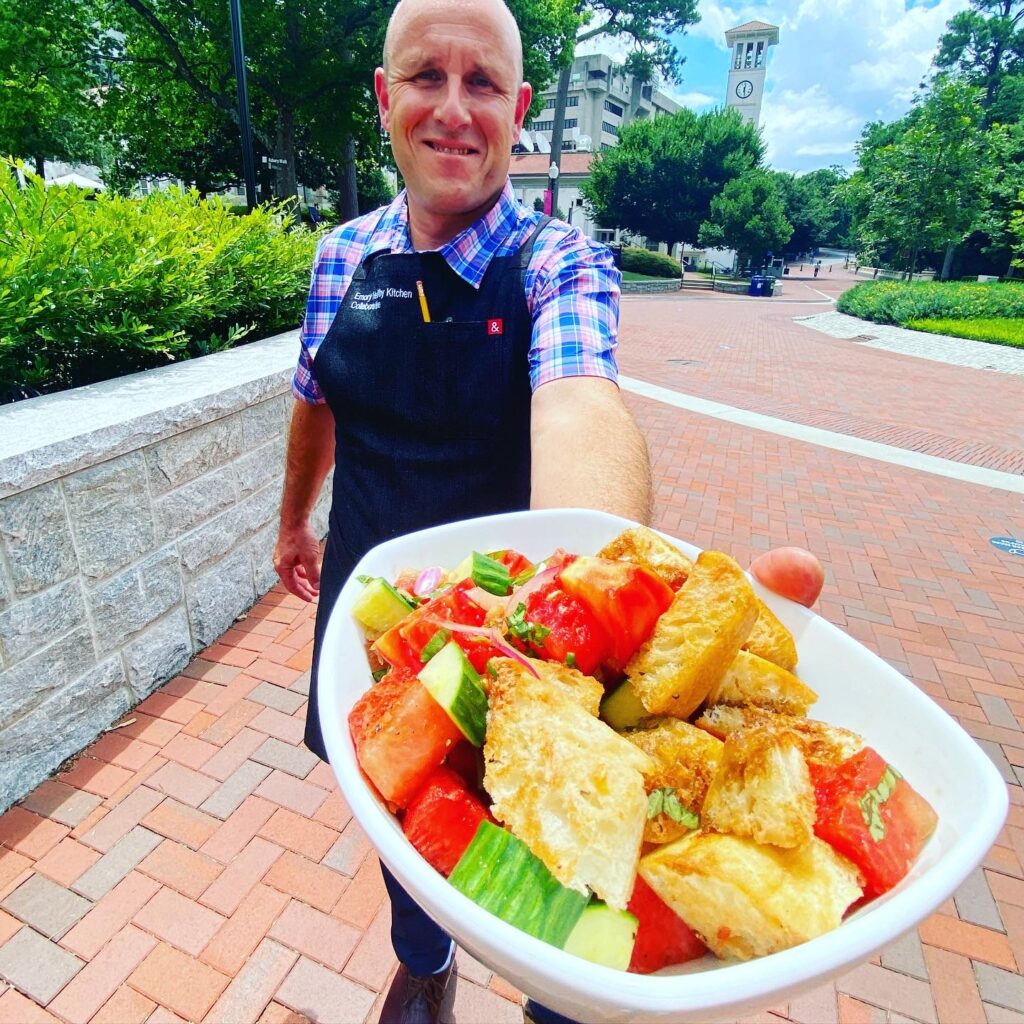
[907,318,1024,349]
[620,247,680,279]
[836,281,1024,326]
[0,165,318,402]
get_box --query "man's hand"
[750,547,825,608]
[274,521,322,602]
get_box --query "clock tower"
[725,20,779,127]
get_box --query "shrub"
[837,281,1024,326]
[0,164,317,402]
[620,247,681,279]
[906,318,1024,349]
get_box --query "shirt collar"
[367,179,525,290]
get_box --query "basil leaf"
[647,787,699,828]
[419,629,450,663]
[357,574,373,586]
[858,765,902,842]
[506,603,549,648]
[486,660,499,679]
[471,551,512,596]
[646,789,664,820]
[566,652,577,669]
[371,666,390,682]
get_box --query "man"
[275,2,820,1022]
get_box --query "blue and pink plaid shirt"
[292,179,620,404]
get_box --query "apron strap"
[517,215,552,269]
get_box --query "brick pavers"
[0,282,1022,1022]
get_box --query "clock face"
[735,79,754,99]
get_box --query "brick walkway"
[1,268,1023,1023]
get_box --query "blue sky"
[579,0,972,174]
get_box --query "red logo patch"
[487,318,504,336]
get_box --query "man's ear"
[512,81,533,143]
[374,67,390,131]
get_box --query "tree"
[546,0,701,212]
[845,81,992,277]
[581,106,764,252]
[698,169,792,264]
[0,0,104,176]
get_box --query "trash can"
[748,275,766,297]
[608,244,623,270]
[764,276,776,297]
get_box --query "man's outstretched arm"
[274,399,336,601]
[530,376,652,524]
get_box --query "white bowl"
[318,509,1008,1023]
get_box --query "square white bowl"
[318,508,1008,1023]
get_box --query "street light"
[229,0,258,211]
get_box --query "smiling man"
[274,1,647,1021]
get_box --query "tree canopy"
[698,169,792,261]
[581,106,764,251]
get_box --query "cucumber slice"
[449,821,588,946]
[601,680,648,730]
[418,641,488,746]
[352,577,414,632]
[562,902,639,970]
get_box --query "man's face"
[375,0,532,233]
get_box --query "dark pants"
[379,863,578,1024]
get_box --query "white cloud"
[670,90,717,107]
[690,0,970,171]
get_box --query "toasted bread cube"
[743,599,798,671]
[702,726,816,848]
[623,719,724,844]
[695,706,864,766]
[626,550,759,718]
[527,658,604,717]
[639,831,863,961]
[484,659,654,910]
[598,526,694,591]
[710,650,818,716]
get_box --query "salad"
[346,527,938,973]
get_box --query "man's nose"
[434,78,471,130]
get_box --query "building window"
[641,84,653,100]
[744,42,753,68]
[596,229,615,243]
[602,121,618,137]
[529,118,576,132]
[567,94,579,107]
[755,41,765,68]
[734,43,743,70]
[544,97,556,109]
[564,118,577,129]
[588,69,606,80]
[604,99,623,117]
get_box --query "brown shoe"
[379,960,456,1024]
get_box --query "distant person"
[814,263,820,278]
[308,204,324,227]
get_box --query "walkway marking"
[619,375,1024,495]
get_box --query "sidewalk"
[1,277,1022,1023]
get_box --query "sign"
[262,156,288,168]
[990,536,1024,557]
[543,188,552,216]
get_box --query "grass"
[622,270,675,281]
[906,317,1024,349]
[837,281,1024,325]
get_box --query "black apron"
[305,217,549,759]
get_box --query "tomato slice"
[348,669,464,809]
[627,875,707,974]
[558,556,674,670]
[810,747,938,900]
[488,549,535,580]
[515,580,610,676]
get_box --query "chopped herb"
[486,660,499,679]
[647,787,699,828]
[371,666,390,682]
[471,551,512,596]
[858,765,902,842]
[565,652,577,669]
[420,629,450,663]
[506,602,551,648]
[357,574,373,586]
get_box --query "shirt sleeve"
[526,227,621,391]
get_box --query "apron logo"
[487,318,504,336]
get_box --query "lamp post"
[229,0,258,211]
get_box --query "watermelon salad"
[345,543,938,973]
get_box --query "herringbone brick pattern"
[0,274,1021,1022]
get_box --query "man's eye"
[471,76,494,88]
[415,69,440,82]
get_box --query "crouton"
[709,650,818,717]
[743,600,798,671]
[701,726,816,848]
[484,659,654,910]
[639,831,863,961]
[623,719,724,844]
[524,658,604,717]
[626,550,759,718]
[694,706,864,766]
[598,526,694,591]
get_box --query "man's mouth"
[426,141,476,156]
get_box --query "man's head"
[375,0,532,243]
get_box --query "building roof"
[508,152,595,177]
[729,20,779,32]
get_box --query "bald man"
[274,1,646,1021]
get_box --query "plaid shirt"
[292,179,620,404]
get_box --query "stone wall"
[620,279,681,294]
[0,332,331,811]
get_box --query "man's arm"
[530,376,651,523]
[274,399,336,601]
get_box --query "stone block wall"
[0,332,330,811]
[620,279,681,294]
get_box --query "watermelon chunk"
[402,767,494,876]
[627,875,707,974]
[348,669,464,809]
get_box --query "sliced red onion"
[422,616,489,636]
[487,629,541,677]
[465,586,507,612]
[413,566,446,597]
[504,563,559,615]
[420,617,540,678]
